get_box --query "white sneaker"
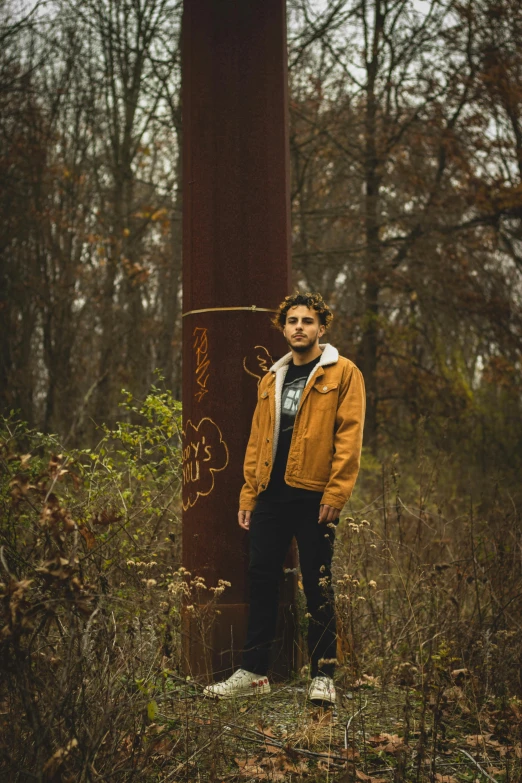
[308,676,336,706]
[203,669,271,699]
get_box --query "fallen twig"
[458,748,499,783]
[345,698,368,750]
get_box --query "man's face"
[282,305,325,353]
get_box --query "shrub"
[0,385,184,780]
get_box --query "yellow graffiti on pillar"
[182,417,229,510]
[193,327,210,402]
[243,345,273,385]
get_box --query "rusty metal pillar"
[181,0,296,681]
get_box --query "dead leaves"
[0,577,34,638]
[235,719,401,782]
[79,526,96,549]
[335,769,386,783]
[509,700,522,724]
[368,732,406,755]
[48,453,68,480]
[465,733,492,748]
[465,733,508,755]
[9,473,37,503]
[461,732,522,762]
[354,674,381,690]
[255,724,281,754]
[9,453,80,518]
[150,736,175,756]
[42,738,78,781]
[393,661,418,687]
[234,752,307,780]
[92,507,120,526]
[1,554,96,643]
[39,493,76,537]
[6,445,119,559]
[354,769,387,782]
[341,745,360,760]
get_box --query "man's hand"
[318,504,340,525]
[238,509,252,530]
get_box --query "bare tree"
[0,0,183,440]
[288,0,522,456]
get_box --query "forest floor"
[140,674,522,782]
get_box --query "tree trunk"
[157,138,182,393]
[358,0,383,451]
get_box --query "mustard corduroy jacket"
[239,343,366,511]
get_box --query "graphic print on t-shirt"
[281,372,309,430]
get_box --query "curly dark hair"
[272,291,333,332]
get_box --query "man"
[204,292,365,705]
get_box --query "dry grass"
[1,414,521,781]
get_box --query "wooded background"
[2,4,522,778]
[2,0,522,485]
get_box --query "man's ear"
[319,324,326,338]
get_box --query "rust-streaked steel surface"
[181,0,297,680]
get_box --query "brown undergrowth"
[1,398,521,781]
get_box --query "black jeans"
[242,498,337,678]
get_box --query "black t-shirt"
[258,356,323,503]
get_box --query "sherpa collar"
[269,343,339,373]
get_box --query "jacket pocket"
[314,382,339,393]
[310,382,339,411]
[300,438,333,482]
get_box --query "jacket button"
[261,483,266,488]
[264,461,269,466]
[266,438,270,443]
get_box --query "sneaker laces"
[228,668,252,684]
[313,676,333,688]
